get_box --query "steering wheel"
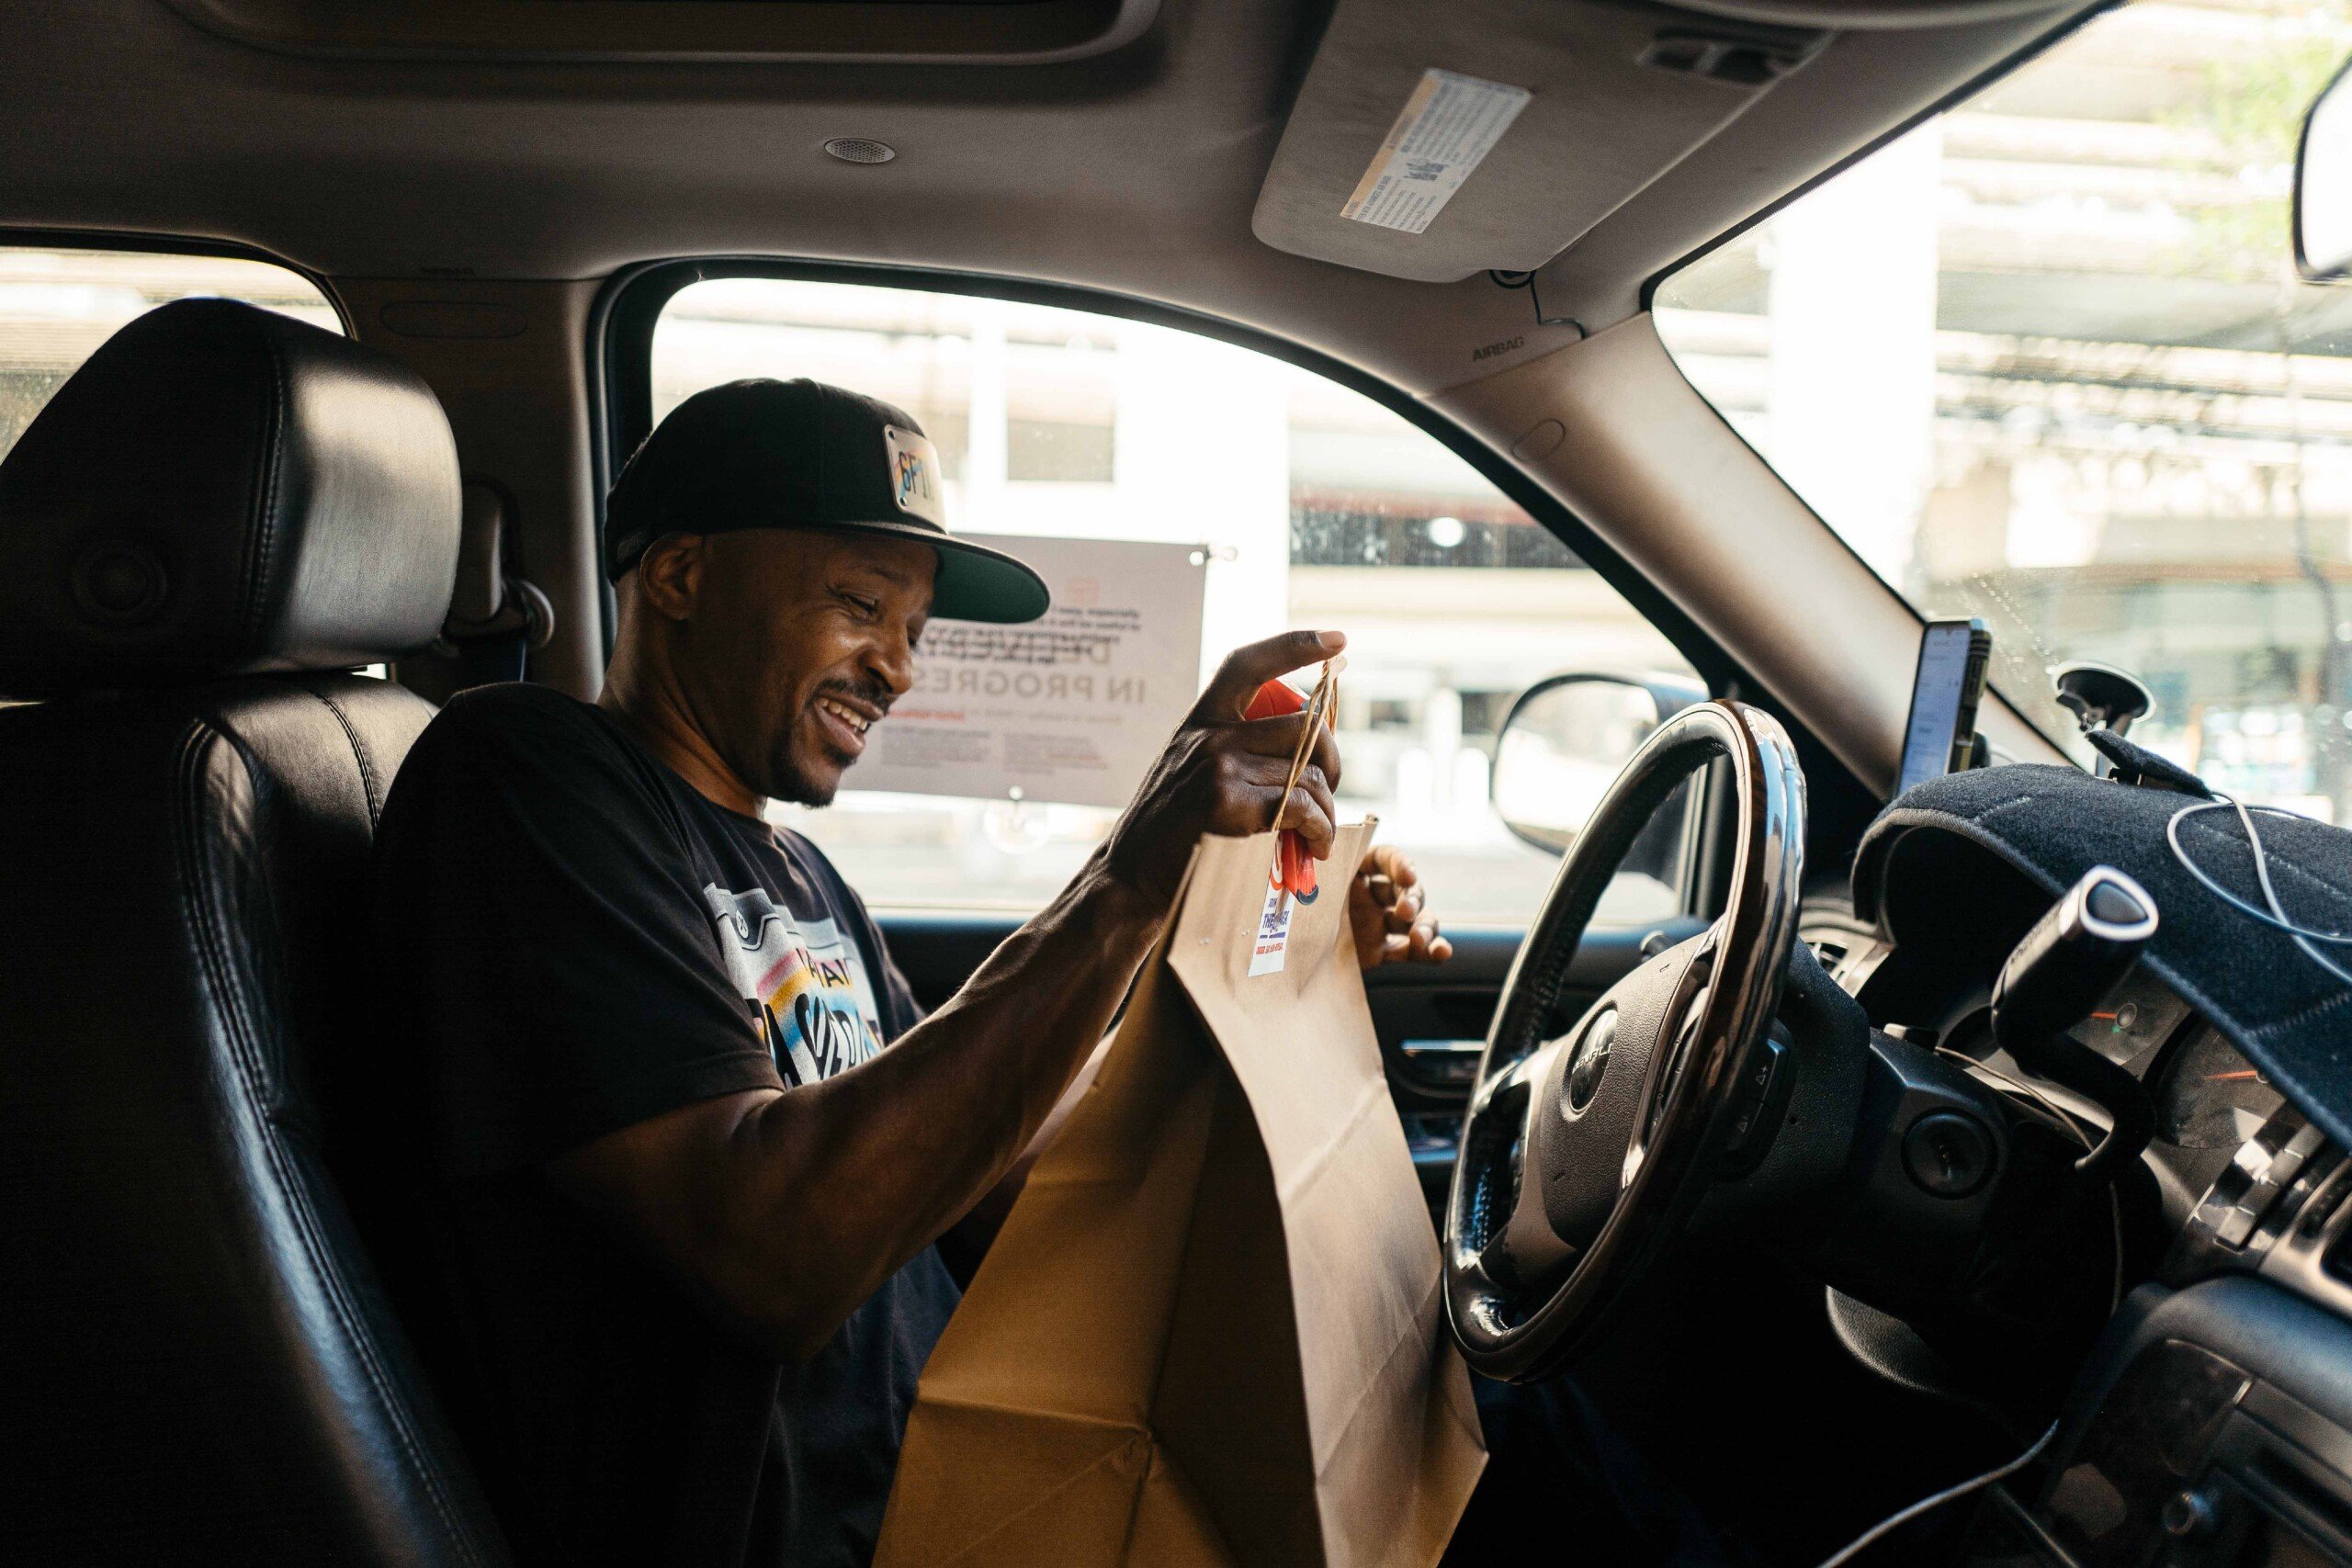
[1444,701,1807,1382]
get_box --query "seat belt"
[436,480,553,688]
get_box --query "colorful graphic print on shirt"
[704,885,888,1086]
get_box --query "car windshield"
[1657,0,2352,822]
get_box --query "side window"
[0,246,341,462]
[649,279,1696,922]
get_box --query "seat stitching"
[170,718,486,1566]
[243,327,290,651]
[300,679,383,829]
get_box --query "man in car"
[370,378,1452,1568]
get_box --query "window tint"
[650,279,1694,921]
[1657,0,2352,820]
[0,247,339,465]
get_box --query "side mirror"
[2297,54,2352,282]
[1491,672,1703,855]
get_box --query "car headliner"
[5,0,2099,399]
[0,0,2091,786]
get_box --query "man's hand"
[1099,629,1348,910]
[1350,845,1453,969]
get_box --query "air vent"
[1639,28,1819,87]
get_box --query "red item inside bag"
[1247,678,1320,903]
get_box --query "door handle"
[1397,1039,1485,1088]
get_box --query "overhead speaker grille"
[823,138,898,164]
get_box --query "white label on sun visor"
[1341,69,1532,236]
[884,424,946,526]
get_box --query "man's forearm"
[726,852,1163,1346]
[551,632,1353,1360]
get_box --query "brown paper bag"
[875,821,1487,1568]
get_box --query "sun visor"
[1853,764,2352,1150]
[1252,0,1822,284]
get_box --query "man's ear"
[636,532,704,622]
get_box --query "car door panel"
[875,909,1701,1205]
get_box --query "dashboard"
[1806,908,2352,1567]
[1818,925,2298,1224]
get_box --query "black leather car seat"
[0,299,510,1565]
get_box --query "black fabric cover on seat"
[0,299,507,1564]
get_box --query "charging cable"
[2166,795,2352,988]
[1814,1419,2061,1567]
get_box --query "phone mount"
[2053,661,2154,739]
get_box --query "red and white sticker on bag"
[1244,660,1339,977]
[1249,877,1295,977]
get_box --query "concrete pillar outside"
[965,299,1009,533]
[1765,120,1945,593]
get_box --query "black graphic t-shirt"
[368,682,958,1568]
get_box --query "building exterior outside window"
[1658,0,2352,822]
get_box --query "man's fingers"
[1270,784,1337,858]
[1227,711,1344,796]
[1274,760,1340,857]
[1230,710,1326,758]
[1407,918,1448,963]
[1198,629,1347,719]
[1219,750,1340,856]
[1383,887,1422,932]
[1365,843,1419,889]
[1350,842,1448,968]
[1306,714,1341,798]
[1370,918,1449,968]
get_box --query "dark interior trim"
[157,0,1164,66]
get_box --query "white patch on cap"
[882,424,945,527]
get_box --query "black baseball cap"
[605,378,1050,625]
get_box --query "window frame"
[1625,4,2116,778]
[1635,4,2105,318]
[591,257,1745,922]
[0,225,352,337]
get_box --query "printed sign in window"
[857,535,1208,811]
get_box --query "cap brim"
[800,520,1051,624]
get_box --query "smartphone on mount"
[1896,618,1993,796]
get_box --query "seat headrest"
[0,298,461,698]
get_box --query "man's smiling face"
[657,527,937,807]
